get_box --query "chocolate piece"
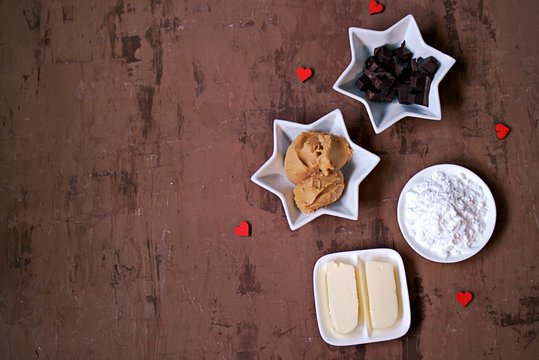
[383,59,396,74]
[374,64,387,73]
[366,71,395,93]
[376,72,395,93]
[422,90,429,106]
[355,73,371,91]
[374,45,393,64]
[364,69,378,81]
[408,91,429,106]
[411,58,419,72]
[397,85,412,104]
[408,89,430,106]
[383,86,397,102]
[366,56,383,72]
[408,92,423,104]
[418,56,438,77]
[422,77,432,106]
[369,73,384,89]
[394,56,411,78]
[392,42,412,61]
[366,55,380,67]
[421,75,431,94]
[366,88,385,102]
[409,73,427,91]
[355,42,439,106]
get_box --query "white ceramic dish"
[333,14,456,134]
[250,109,380,231]
[397,164,497,263]
[313,248,411,346]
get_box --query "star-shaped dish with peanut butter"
[251,109,380,230]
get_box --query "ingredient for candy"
[284,131,352,213]
[365,260,398,329]
[326,261,359,334]
[293,170,345,213]
[404,171,487,258]
[356,42,439,106]
[284,131,352,185]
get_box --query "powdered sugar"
[403,171,487,258]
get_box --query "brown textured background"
[1,0,538,359]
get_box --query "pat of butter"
[325,261,359,334]
[365,260,398,329]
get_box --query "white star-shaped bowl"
[251,109,380,231]
[333,14,456,134]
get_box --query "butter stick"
[325,261,359,334]
[365,260,398,329]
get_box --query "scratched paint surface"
[0,0,538,359]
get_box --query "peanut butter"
[293,170,346,213]
[284,131,352,185]
[284,131,352,213]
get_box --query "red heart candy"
[234,221,250,237]
[369,0,384,15]
[456,291,473,307]
[296,66,313,82]
[495,123,510,139]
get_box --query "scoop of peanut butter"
[293,170,345,213]
[284,131,352,185]
[283,131,352,213]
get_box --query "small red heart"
[495,123,510,139]
[369,0,384,15]
[296,66,313,82]
[456,291,473,308]
[234,221,250,237]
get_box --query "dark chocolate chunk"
[422,77,431,106]
[366,56,380,67]
[394,56,411,78]
[366,56,383,72]
[423,75,431,93]
[369,73,384,89]
[409,73,427,91]
[383,59,396,73]
[411,58,419,72]
[397,85,412,104]
[392,43,412,61]
[374,64,387,73]
[366,89,385,102]
[377,72,395,93]
[355,73,371,91]
[408,91,423,105]
[364,69,378,81]
[374,45,393,64]
[418,56,438,77]
[408,91,429,106]
[383,87,397,102]
[422,90,429,107]
[355,42,439,106]
[367,71,395,93]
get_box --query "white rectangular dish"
[313,248,411,346]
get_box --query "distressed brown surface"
[1,0,538,359]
